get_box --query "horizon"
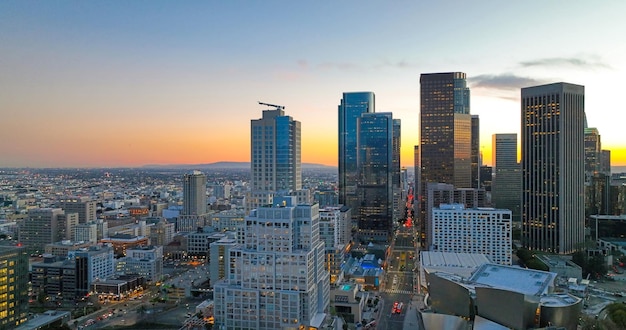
[1,2,625,168]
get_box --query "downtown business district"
[2,72,626,330]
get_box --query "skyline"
[2,1,626,168]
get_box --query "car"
[392,301,399,314]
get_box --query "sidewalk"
[402,296,423,330]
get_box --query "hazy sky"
[1,1,625,168]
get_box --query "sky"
[1,1,625,168]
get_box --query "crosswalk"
[383,288,413,295]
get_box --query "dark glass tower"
[356,112,394,242]
[521,82,585,254]
[338,92,375,219]
[418,72,471,243]
[471,115,480,188]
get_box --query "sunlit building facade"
[419,72,472,245]
[492,133,521,222]
[521,82,585,254]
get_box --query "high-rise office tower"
[392,118,403,224]
[183,170,207,216]
[492,134,521,222]
[471,115,481,189]
[0,244,28,328]
[584,127,602,181]
[19,208,64,253]
[213,196,329,329]
[249,104,302,212]
[521,82,585,253]
[357,112,395,242]
[58,196,97,224]
[338,92,375,217]
[419,72,472,244]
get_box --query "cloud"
[469,73,547,91]
[317,62,361,71]
[519,56,610,69]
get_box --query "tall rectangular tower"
[58,196,97,224]
[251,107,301,192]
[521,82,585,253]
[338,92,375,216]
[183,170,207,216]
[357,112,395,242]
[492,134,521,222]
[471,115,481,188]
[213,196,329,329]
[0,244,29,329]
[249,105,302,211]
[419,72,472,244]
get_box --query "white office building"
[115,245,163,282]
[74,222,98,244]
[431,204,512,265]
[213,196,329,330]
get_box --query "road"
[377,224,420,330]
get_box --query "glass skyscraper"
[521,82,585,254]
[418,72,472,244]
[338,92,375,216]
[356,112,395,242]
[492,133,521,222]
[249,107,302,211]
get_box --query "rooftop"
[469,263,556,296]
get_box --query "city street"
[377,223,420,330]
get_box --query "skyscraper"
[58,196,97,224]
[0,244,28,328]
[492,133,521,222]
[418,72,472,244]
[356,112,395,242]
[471,115,481,189]
[213,196,329,329]
[183,170,207,216]
[521,82,585,253]
[19,208,64,253]
[249,104,302,212]
[338,92,375,216]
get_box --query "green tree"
[525,258,549,271]
[516,248,532,262]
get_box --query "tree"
[516,248,532,262]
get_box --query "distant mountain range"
[142,161,337,170]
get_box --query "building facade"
[431,204,512,265]
[492,133,521,222]
[424,183,487,249]
[213,196,329,330]
[338,92,375,221]
[58,196,97,224]
[183,171,207,216]
[248,105,302,213]
[521,82,585,253]
[116,245,163,282]
[0,245,28,329]
[419,72,472,245]
[19,208,64,253]
[355,112,395,242]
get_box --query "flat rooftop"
[469,264,556,296]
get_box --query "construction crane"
[258,101,285,110]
